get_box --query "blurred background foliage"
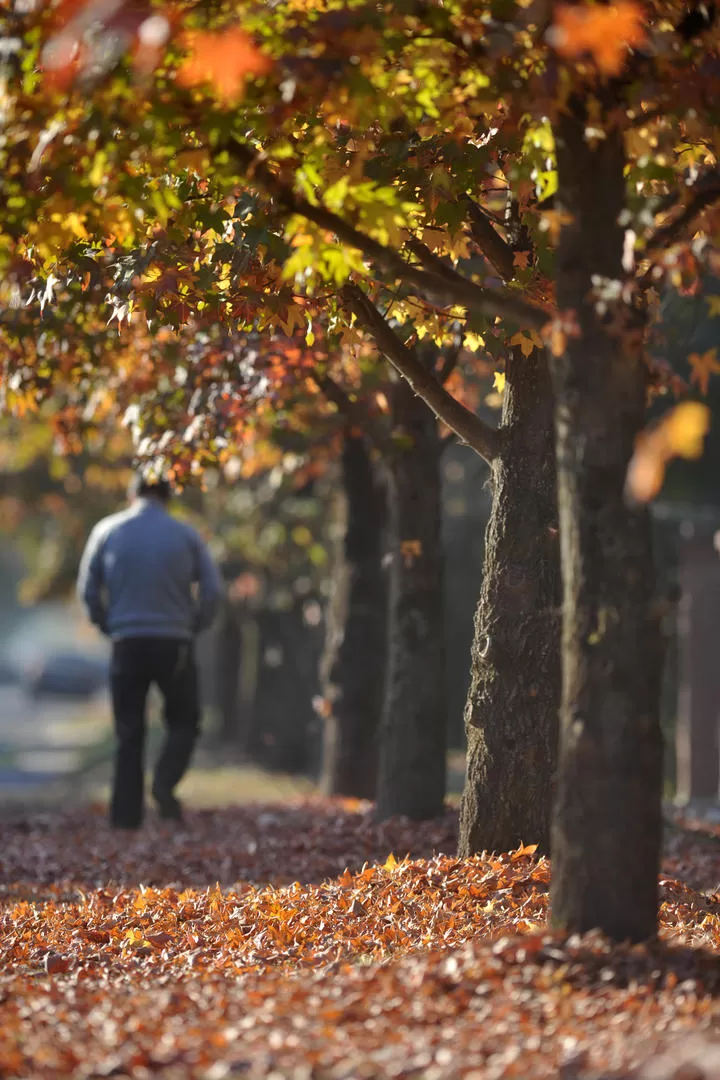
[0,283,717,795]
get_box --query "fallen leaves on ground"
[1,799,720,1079]
[0,798,458,895]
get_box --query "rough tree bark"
[459,345,560,856]
[342,284,559,836]
[320,433,387,799]
[376,375,447,821]
[550,103,664,941]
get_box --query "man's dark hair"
[130,471,172,504]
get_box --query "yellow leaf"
[383,853,398,872]
[689,348,720,396]
[464,332,485,351]
[706,295,720,318]
[508,332,537,359]
[493,371,506,393]
[274,303,306,337]
[664,401,711,459]
[626,402,711,504]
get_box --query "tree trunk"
[550,104,664,941]
[459,346,560,856]
[250,602,322,774]
[376,378,447,820]
[216,597,243,748]
[320,433,387,799]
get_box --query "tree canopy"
[1,0,716,488]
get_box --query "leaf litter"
[1,799,720,1079]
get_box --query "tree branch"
[224,137,549,331]
[404,236,460,282]
[312,372,364,424]
[642,171,720,257]
[310,371,394,456]
[464,196,516,281]
[340,284,501,464]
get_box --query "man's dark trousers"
[110,637,199,828]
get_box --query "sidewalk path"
[0,686,110,800]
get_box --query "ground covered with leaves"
[1,800,720,1079]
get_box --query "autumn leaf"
[509,330,544,359]
[44,952,72,975]
[400,540,422,567]
[625,401,710,504]
[689,348,720,395]
[551,2,646,76]
[177,28,272,103]
[512,842,539,859]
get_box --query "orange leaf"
[177,28,272,103]
[400,539,422,567]
[689,348,720,396]
[44,952,72,975]
[625,402,710,504]
[511,842,539,860]
[552,2,646,76]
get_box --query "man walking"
[77,471,223,829]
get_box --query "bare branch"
[224,138,549,331]
[464,197,516,281]
[341,284,501,464]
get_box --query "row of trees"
[1,0,719,940]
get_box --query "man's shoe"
[153,790,184,822]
